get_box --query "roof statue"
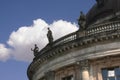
[31,44,39,56]
[78,11,86,30]
[47,28,53,44]
[96,0,104,7]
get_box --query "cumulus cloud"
[0,44,11,62]
[0,19,78,62]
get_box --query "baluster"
[89,30,91,35]
[110,24,112,30]
[115,23,118,30]
[113,23,115,30]
[102,26,104,32]
[96,27,99,33]
[107,24,110,31]
[95,28,97,33]
[106,24,109,31]
[116,23,118,30]
[112,23,114,30]
[94,28,96,34]
[92,29,94,35]
[99,27,102,33]
[118,23,120,30]
[74,33,76,39]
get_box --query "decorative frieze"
[80,60,90,71]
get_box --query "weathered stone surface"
[32,41,120,80]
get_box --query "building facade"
[27,0,120,80]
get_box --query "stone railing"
[35,20,120,59]
[27,20,120,79]
[86,21,120,35]
[37,31,77,56]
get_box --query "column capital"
[80,59,89,70]
[44,70,55,80]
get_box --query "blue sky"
[0,0,95,80]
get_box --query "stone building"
[27,0,120,80]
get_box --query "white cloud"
[0,19,78,62]
[50,20,78,40]
[0,44,11,62]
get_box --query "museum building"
[27,0,120,80]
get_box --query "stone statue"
[96,0,104,7]
[31,44,39,56]
[78,11,86,30]
[47,28,53,44]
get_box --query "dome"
[86,0,120,26]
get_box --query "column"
[80,60,90,80]
[44,70,55,80]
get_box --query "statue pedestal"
[76,30,86,38]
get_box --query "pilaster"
[80,60,90,80]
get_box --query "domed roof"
[86,0,120,26]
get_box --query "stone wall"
[91,56,120,80]
[33,41,120,80]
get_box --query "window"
[102,67,120,80]
[62,75,74,80]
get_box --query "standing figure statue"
[96,0,104,6]
[78,11,86,30]
[47,28,53,44]
[31,44,39,56]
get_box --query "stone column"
[80,60,90,80]
[44,71,55,80]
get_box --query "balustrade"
[34,21,120,60]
